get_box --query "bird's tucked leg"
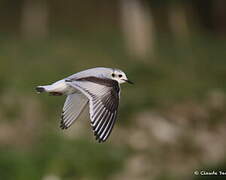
[49,92,63,96]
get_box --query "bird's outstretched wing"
[61,93,88,129]
[67,77,120,142]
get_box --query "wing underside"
[67,77,119,142]
[60,93,88,129]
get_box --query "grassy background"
[0,31,226,180]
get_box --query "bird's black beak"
[125,79,134,84]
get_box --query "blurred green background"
[0,0,226,179]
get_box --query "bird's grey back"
[67,67,113,80]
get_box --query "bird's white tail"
[36,80,70,95]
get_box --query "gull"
[36,67,133,142]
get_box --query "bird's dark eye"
[112,73,115,77]
[118,74,122,78]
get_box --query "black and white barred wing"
[68,77,120,142]
[61,93,88,129]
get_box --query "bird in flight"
[36,67,133,142]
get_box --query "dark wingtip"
[94,134,105,143]
[60,116,68,130]
[36,87,45,93]
[60,122,68,130]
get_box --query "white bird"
[36,67,133,142]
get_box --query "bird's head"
[108,68,133,84]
